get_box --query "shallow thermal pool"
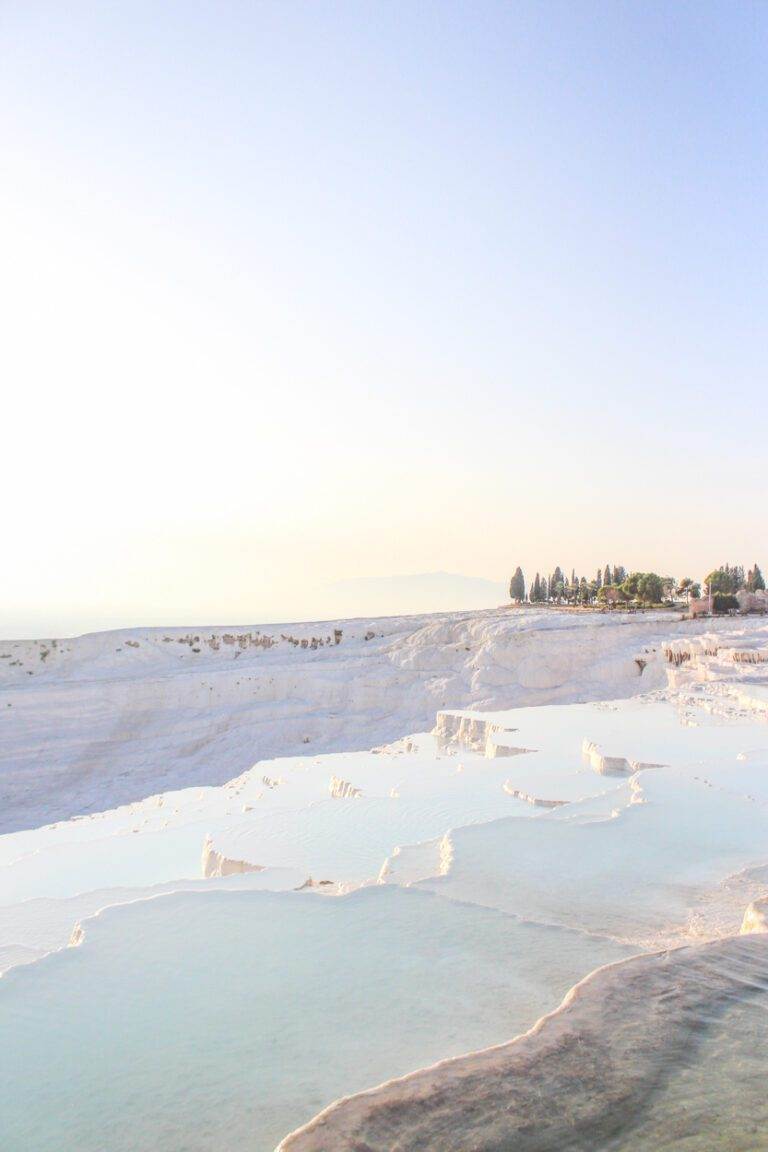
[0,885,632,1152]
[3,689,768,1151]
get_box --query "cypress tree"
[510,567,526,602]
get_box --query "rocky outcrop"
[201,835,263,879]
[664,637,720,665]
[503,784,567,808]
[740,897,768,935]
[378,832,454,887]
[329,777,362,799]
[581,739,665,777]
[434,712,532,759]
[729,648,768,664]
[68,922,85,948]
[664,636,768,666]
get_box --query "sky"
[2,1,767,637]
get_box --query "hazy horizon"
[0,570,508,639]
[3,2,767,638]
[0,561,756,641]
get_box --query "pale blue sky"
[2,2,766,635]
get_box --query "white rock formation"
[329,777,362,799]
[581,738,665,776]
[434,711,532,758]
[740,897,768,934]
[502,784,566,808]
[3,608,753,833]
[3,613,768,1152]
[201,834,263,879]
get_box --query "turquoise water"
[0,885,631,1152]
[3,697,768,1151]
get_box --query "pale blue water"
[482,698,768,788]
[0,885,631,1152]
[2,698,768,1151]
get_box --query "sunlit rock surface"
[2,608,751,833]
[742,897,768,935]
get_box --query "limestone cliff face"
[2,609,761,834]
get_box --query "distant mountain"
[320,572,507,617]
